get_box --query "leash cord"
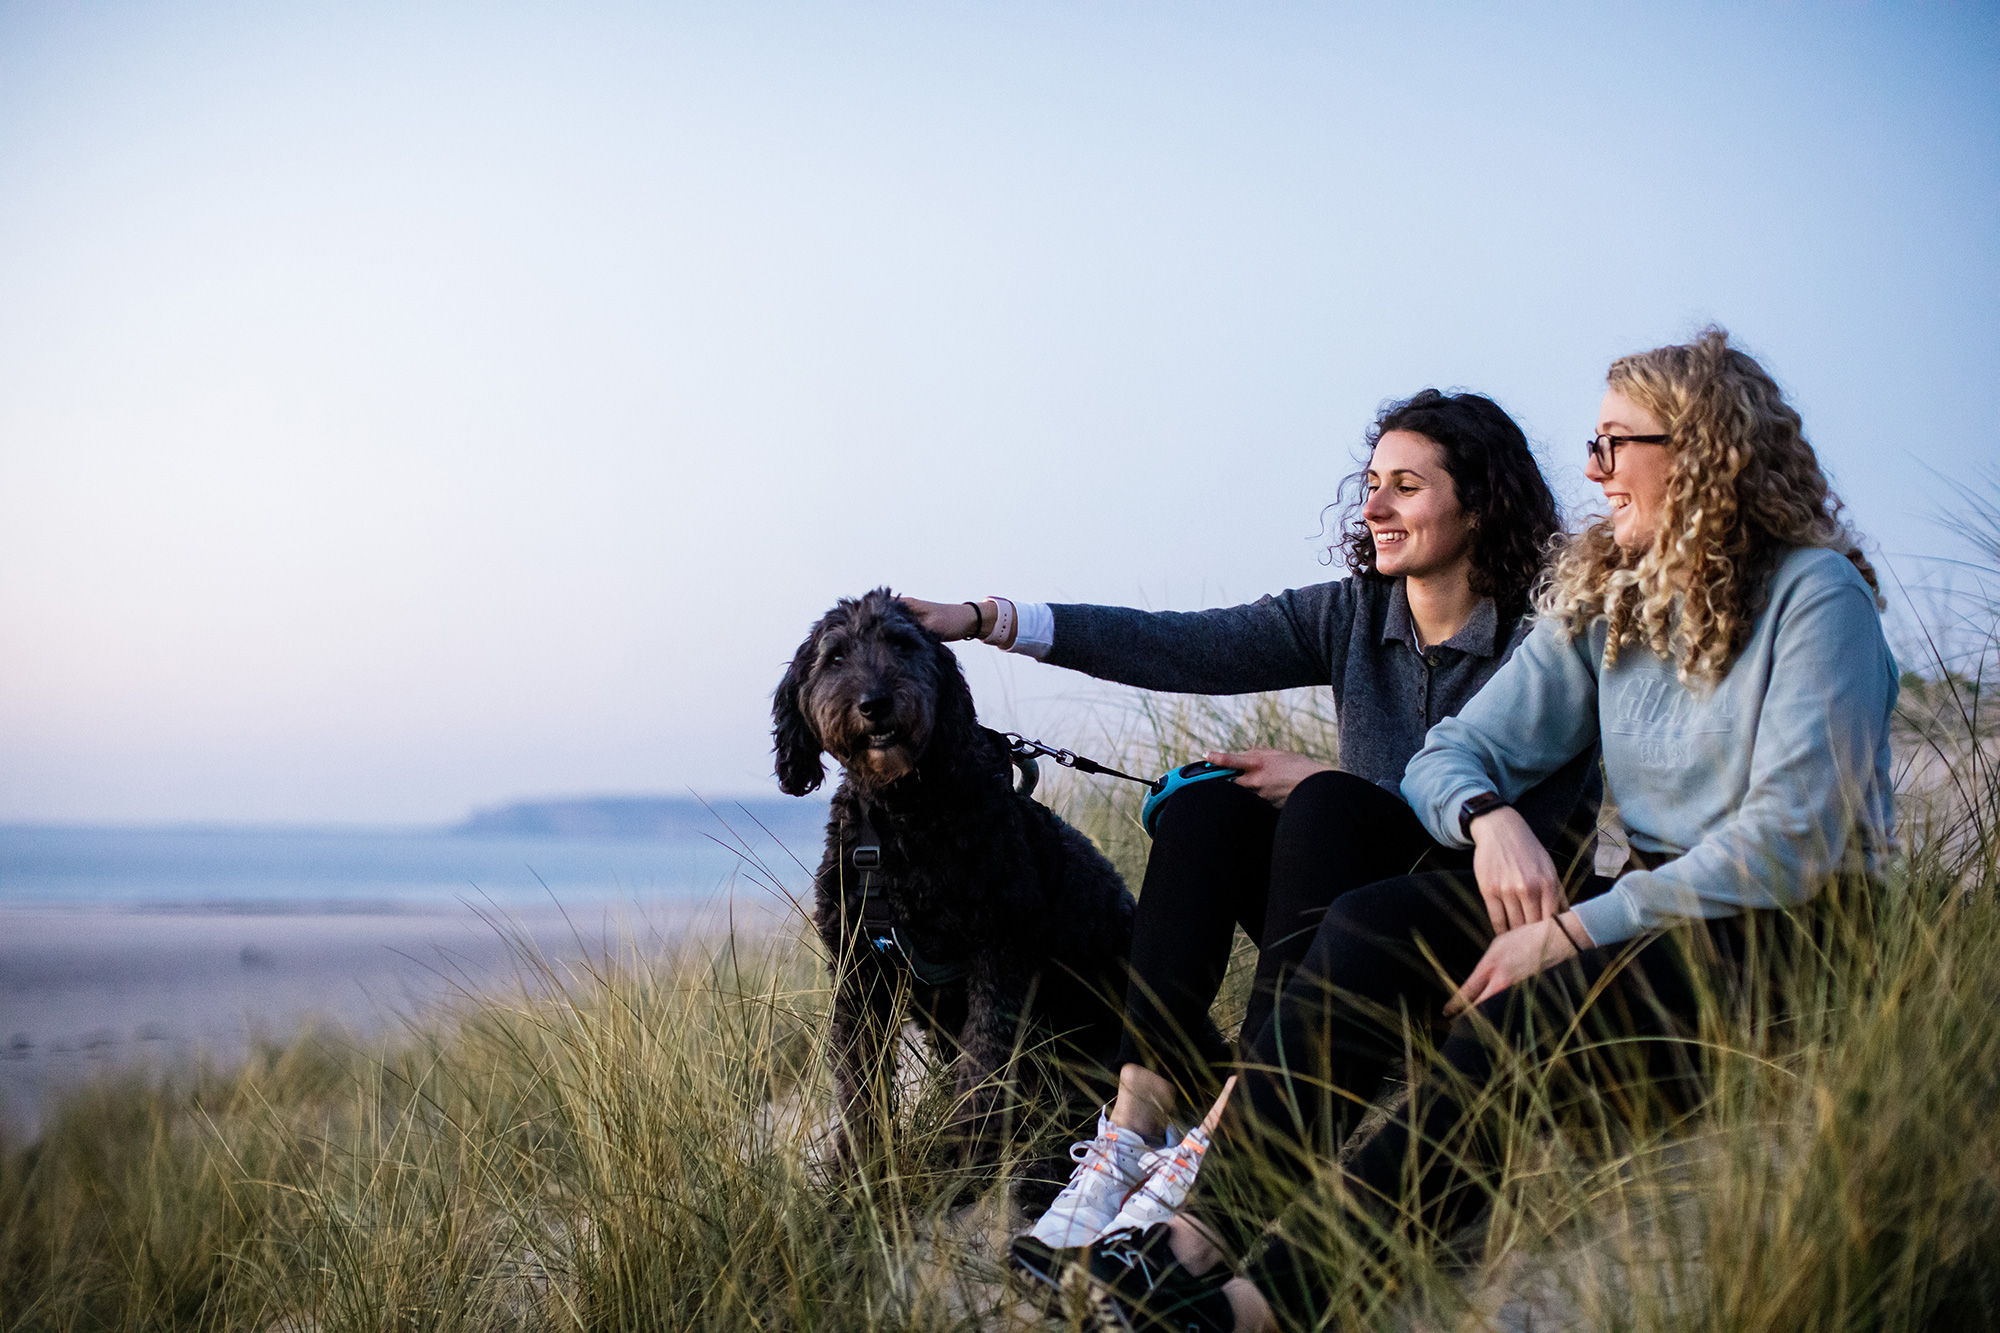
[1002,733,1154,788]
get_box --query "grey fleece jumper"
[1402,547,1897,947]
[1043,576,1599,846]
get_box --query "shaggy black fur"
[774,589,1135,1179]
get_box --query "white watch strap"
[979,596,1016,648]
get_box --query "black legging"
[1221,867,1800,1324]
[1113,769,1472,1095]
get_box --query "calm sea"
[0,806,834,1135]
[0,811,825,913]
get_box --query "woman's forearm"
[1402,619,1602,845]
[1044,590,1340,694]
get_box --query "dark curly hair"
[1331,389,1562,616]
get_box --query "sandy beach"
[0,895,796,1139]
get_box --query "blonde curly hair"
[1539,327,1880,683]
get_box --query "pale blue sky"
[2,2,1995,823]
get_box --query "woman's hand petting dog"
[1467,803,1566,933]
[1204,748,1335,808]
[897,596,988,642]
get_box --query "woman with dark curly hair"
[904,388,1599,1260]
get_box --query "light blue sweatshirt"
[1401,546,1898,948]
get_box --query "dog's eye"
[828,653,843,665]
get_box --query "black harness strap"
[850,804,965,987]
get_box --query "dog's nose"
[858,694,894,722]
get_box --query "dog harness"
[848,805,967,987]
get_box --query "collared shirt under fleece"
[1002,577,1599,844]
[1400,546,1899,949]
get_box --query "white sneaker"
[1096,1075,1236,1238]
[1096,1127,1211,1237]
[1024,1110,1155,1249]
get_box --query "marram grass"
[8,677,2000,1331]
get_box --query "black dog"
[773,589,1134,1178]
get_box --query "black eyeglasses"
[1586,433,1670,475]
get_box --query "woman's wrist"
[1553,909,1595,950]
[915,595,1046,654]
[1465,800,1528,846]
[1460,791,1512,841]
[932,597,1019,648]
[899,596,1027,646]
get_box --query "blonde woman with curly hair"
[1074,329,1898,1333]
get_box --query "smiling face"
[1361,429,1474,581]
[1590,388,1674,550]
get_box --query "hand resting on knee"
[1205,747,1335,808]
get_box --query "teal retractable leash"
[1137,760,1241,835]
[1001,733,1240,837]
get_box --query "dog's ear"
[925,624,981,749]
[773,631,825,796]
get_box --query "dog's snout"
[858,694,894,722]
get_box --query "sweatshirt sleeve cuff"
[1570,887,1644,949]
[1411,777,1494,849]
[1005,601,1054,659]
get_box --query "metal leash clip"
[1001,733,1153,789]
[1003,733,1078,767]
[1001,734,1043,798]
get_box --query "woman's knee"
[1275,768,1390,826]
[1317,873,1447,939]
[1276,884,1423,1005]
[1268,772,1436,891]
[1290,873,1488,998]
[1150,769,1274,845]
[1313,891,1373,953]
